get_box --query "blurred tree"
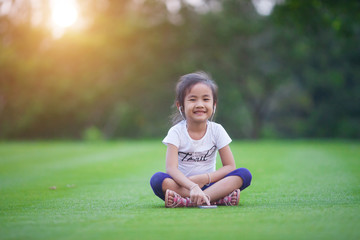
[175,0,300,139]
[0,0,358,139]
[271,0,360,138]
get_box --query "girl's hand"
[189,184,210,206]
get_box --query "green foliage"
[0,0,359,139]
[271,0,360,138]
[0,140,359,239]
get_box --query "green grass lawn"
[0,140,359,240]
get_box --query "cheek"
[183,103,192,112]
[207,103,215,109]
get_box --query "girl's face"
[181,83,215,124]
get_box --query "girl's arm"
[165,143,196,190]
[189,145,236,187]
[166,143,210,206]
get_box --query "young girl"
[150,72,252,207]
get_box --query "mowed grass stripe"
[0,141,164,209]
[0,140,359,240]
[241,141,359,206]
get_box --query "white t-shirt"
[162,120,232,177]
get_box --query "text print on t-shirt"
[178,146,216,162]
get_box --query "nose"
[195,100,205,108]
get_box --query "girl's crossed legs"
[150,168,252,205]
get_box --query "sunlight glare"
[51,0,78,28]
[252,0,283,16]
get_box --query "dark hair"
[171,71,218,124]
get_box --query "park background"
[0,0,359,141]
[0,1,359,240]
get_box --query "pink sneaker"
[165,190,193,208]
[213,189,240,206]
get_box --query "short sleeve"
[215,123,232,150]
[162,125,181,148]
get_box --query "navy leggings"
[150,168,252,201]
